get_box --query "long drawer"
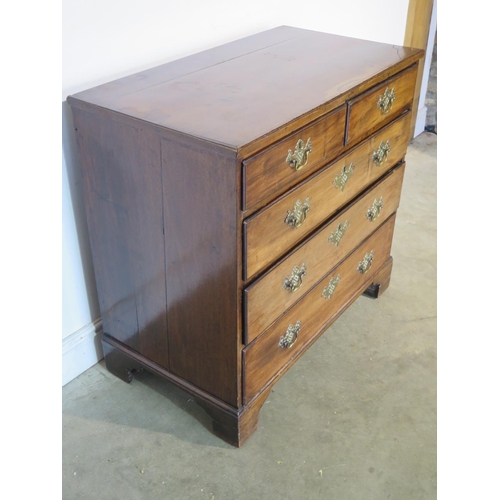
[242,106,346,212]
[345,64,417,146]
[243,214,396,403]
[243,112,411,280]
[244,162,405,344]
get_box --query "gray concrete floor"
[63,132,436,500]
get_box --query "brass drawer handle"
[322,274,341,299]
[329,221,349,247]
[286,138,312,171]
[377,87,396,115]
[333,162,354,191]
[279,320,301,349]
[283,263,306,293]
[357,251,374,274]
[285,197,310,229]
[366,197,383,222]
[372,140,391,167]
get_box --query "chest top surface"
[69,26,422,150]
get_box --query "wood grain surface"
[69,26,423,151]
[346,64,418,146]
[243,106,345,211]
[72,107,169,368]
[161,135,241,406]
[244,163,405,344]
[243,112,411,279]
[244,215,396,403]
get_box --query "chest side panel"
[71,107,169,368]
[161,137,241,407]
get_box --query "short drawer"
[345,64,417,146]
[243,214,396,403]
[242,106,346,212]
[244,162,405,344]
[243,112,411,280]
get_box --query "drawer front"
[243,112,411,280]
[345,65,417,146]
[243,106,346,211]
[244,163,405,344]
[243,215,396,403]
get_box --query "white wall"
[62,0,410,384]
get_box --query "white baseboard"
[62,318,103,386]
[414,105,427,138]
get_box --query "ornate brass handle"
[366,197,383,222]
[285,197,310,229]
[377,87,396,115]
[322,275,341,299]
[278,320,301,349]
[283,263,306,292]
[286,138,312,171]
[333,163,355,192]
[372,140,391,167]
[357,251,374,275]
[329,221,349,247]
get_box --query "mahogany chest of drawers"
[68,26,424,446]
